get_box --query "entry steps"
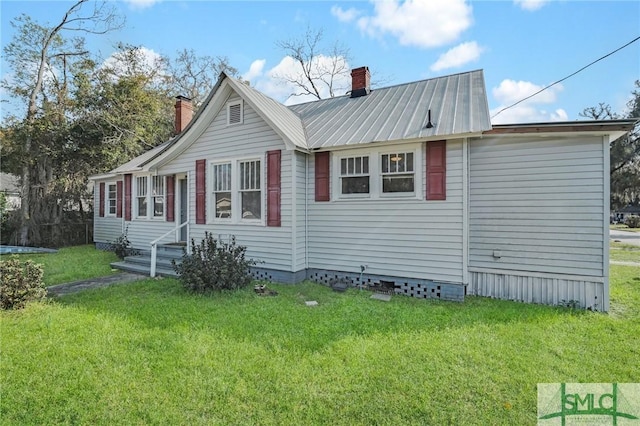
[110,243,185,278]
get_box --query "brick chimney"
[350,66,371,98]
[174,96,193,134]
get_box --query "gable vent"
[228,102,243,125]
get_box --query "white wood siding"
[92,181,123,243]
[307,140,465,283]
[156,93,294,271]
[469,136,605,277]
[294,151,307,271]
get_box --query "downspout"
[462,138,469,287]
[305,154,309,271]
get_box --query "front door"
[179,178,188,242]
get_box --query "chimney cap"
[175,95,192,102]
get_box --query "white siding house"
[91,68,635,310]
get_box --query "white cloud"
[491,79,567,124]
[430,41,484,72]
[123,0,160,10]
[493,79,562,104]
[331,5,361,23]
[246,55,351,105]
[357,0,473,48]
[242,59,266,83]
[514,0,549,11]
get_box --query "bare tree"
[2,0,124,246]
[166,49,238,109]
[274,27,351,101]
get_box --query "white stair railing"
[149,221,188,277]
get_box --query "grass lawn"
[0,245,119,286]
[2,262,639,425]
[610,242,640,263]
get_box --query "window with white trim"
[333,144,421,200]
[212,162,232,219]
[152,176,165,217]
[136,176,148,217]
[381,152,415,193]
[227,101,243,125]
[340,155,369,195]
[210,158,263,223]
[107,183,117,216]
[240,159,261,219]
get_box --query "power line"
[491,35,640,119]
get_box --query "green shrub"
[110,226,137,259]
[173,233,255,293]
[1,257,46,310]
[625,215,640,228]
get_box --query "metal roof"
[228,76,308,150]
[288,69,492,149]
[112,141,172,174]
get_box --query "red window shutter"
[116,181,123,218]
[124,174,132,221]
[195,159,206,224]
[267,150,281,227]
[426,140,446,200]
[166,175,175,222]
[315,151,330,202]
[99,182,105,217]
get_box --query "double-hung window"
[107,183,117,216]
[211,159,263,222]
[239,159,261,219]
[152,176,165,218]
[381,152,414,194]
[212,163,232,219]
[136,176,148,217]
[340,156,369,195]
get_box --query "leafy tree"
[1,2,238,247]
[581,81,640,210]
[1,0,124,246]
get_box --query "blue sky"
[2,0,639,124]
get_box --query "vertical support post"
[150,243,157,277]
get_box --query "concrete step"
[124,254,179,269]
[110,244,185,278]
[110,260,178,278]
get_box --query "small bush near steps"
[173,233,256,293]
[1,257,45,310]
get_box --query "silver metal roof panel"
[289,69,491,149]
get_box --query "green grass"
[2,265,639,425]
[0,245,119,286]
[610,242,640,263]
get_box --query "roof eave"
[309,131,486,152]
[485,119,638,135]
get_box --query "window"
[107,183,117,215]
[381,152,414,193]
[240,159,261,219]
[340,155,369,194]
[152,176,165,217]
[227,101,243,125]
[332,145,421,200]
[136,176,148,217]
[210,158,263,223]
[212,163,232,218]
